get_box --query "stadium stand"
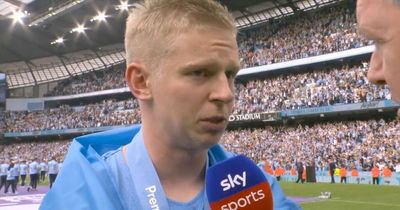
[233,62,391,114]
[0,140,69,164]
[43,64,126,97]
[221,119,400,172]
[5,99,140,132]
[237,5,372,68]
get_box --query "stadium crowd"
[238,5,371,68]
[44,65,125,97]
[2,118,399,179]
[221,119,400,172]
[5,99,140,132]
[41,4,373,97]
[5,62,392,133]
[0,140,69,165]
[0,140,67,194]
[234,63,390,114]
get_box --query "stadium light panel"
[11,10,28,24]
[90,13,107,22]
[50,37,65,45]
[116,1,129,11]
[28,0,88,27]
[70,25,86,33]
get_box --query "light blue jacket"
[40,125,300,210]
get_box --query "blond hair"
[124,0,236,70]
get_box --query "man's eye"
[191,70,207,77]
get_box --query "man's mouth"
[199,116,228,132]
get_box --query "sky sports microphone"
[206,155,273,210]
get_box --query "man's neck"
[142,128,208,202]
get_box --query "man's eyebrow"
[181,59,214,70]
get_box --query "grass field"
[280,182,400,210]
[19,176,400,210]
[18,175,49,187]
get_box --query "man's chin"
[199,134,223,149]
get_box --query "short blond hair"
[124,0,236,70]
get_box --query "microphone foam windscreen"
[206,155,273,210]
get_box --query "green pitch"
[280,182,400,210]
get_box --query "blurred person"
[274,165,285,181]
[339,165,347,183]
[395,161,400,184]
[290,166,297,182]
[47,157,59,189]
[329,158,336,183]
[263,161,275,175]
[13,160,20,190]
[357,0,400,105]
[301,165,307,184]
[0,159,9,191]
[19,160,28,186]
[382,165,393,184]
[40,0,300,209]
[371,164,380,185]
[295,160,304,183]
[39,159,48,183]
[351,167,360,184]
[4,162,17,194]
[28,158,39,192]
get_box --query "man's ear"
[125,62,152,100]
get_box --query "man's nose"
[209,74,234,104]
[367,51,386,85]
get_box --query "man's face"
[357,0,400,102]
[149,26,239,150]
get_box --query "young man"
[39,159,48,183]
[47,157,59,189]
[357,0,400,105]
[19,160,28,187]
[40,0,300,209]
[295,160,304,184]
[4,163,17,194]
[0,159,9,191]
[28,158,39,192]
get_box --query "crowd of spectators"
[5,62,393,133]
[2,118,398,175]
[221,119,400,172]
[233,63,391,114]
[44,65,126,97]
[0,140,70,164]
[41,4,372,97]
[238,5,372,68]
[5,99,140,132]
